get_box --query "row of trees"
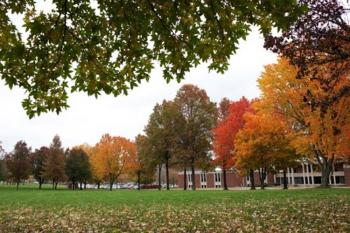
[1,0,349,191]
[212,57,350,190]
[1,62,349,191]
[0,136,67,190]
[134,55,350,191]
[0,135,142,191]
[138,0,350,190]
[137,57,350,191]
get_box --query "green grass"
[0,185,349,207]
[0,185,349,232]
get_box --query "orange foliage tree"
[235,110,297,189]
[78,144,104,189]
[257,58,350,187]
[212,97,252,190]
[94,134,136,191]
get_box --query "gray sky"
[0,2,277,152]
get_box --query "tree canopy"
[31,146,49,189]
[65,147,91,190]
[257,57,350,187]
[265,0,350,112]
[5,140,31,189]
[234,109,296,189]
[212,97,252,190]
[145,100,183,190]
[174,84,217,190]
[43,135,66,189]
[94,134,136,191]
[0,0,304,117]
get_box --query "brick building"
[176,162,350,189]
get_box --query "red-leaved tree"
[212,97,252,190]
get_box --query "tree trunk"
[165,155,170,190]
[39,178,43,190]
[191,158,196,191]
[158,164,162,190]
[137,170,141,191]
[259,168,266,190]
[283,169,288,189]
[183,168,187,190]
[52,179,55,189]
[72,179,75,190]
[84,180,87,189]
[313,147,334,188]
[109,176,114,191]
[320,161,332,188]
[54,181,58,190]
[16,181,19,190]
[223,168,228,190]
[79,181,83,190]
[97,181,100,189]
[249,169,255,190]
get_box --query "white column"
[302,163,306,185]
[187,174,192,188]
[332,163,336,185]
[310,164,314,185]
[287,168,291,184]
[306,163,310,185]
[309,163,312,183]
[291,168,295,185]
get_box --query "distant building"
[176,161,350,189]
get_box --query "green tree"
[0,1,304,117]
[134,135,156,190]
[0,159,7,182]
[31,146,49,189]
[145,100,183,190]
[0,143,6,182]
[5,141,31,190]
[65,148,91,190]
[43,135,66,189]
[174,84,217,190]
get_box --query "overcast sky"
[0,2,277,152]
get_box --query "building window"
[187,174,192,188]
[214,172,221,188]
[276,177,282,185]
[314,176,321,184]
[336,176,345,184]
[214,172,221,182]
[200,172,207,183]
[294,177,303,184]
[200,172,207,188]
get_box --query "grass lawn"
[0,185,349,232]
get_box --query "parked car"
[140,184,159,189]
[85,184,96,189]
